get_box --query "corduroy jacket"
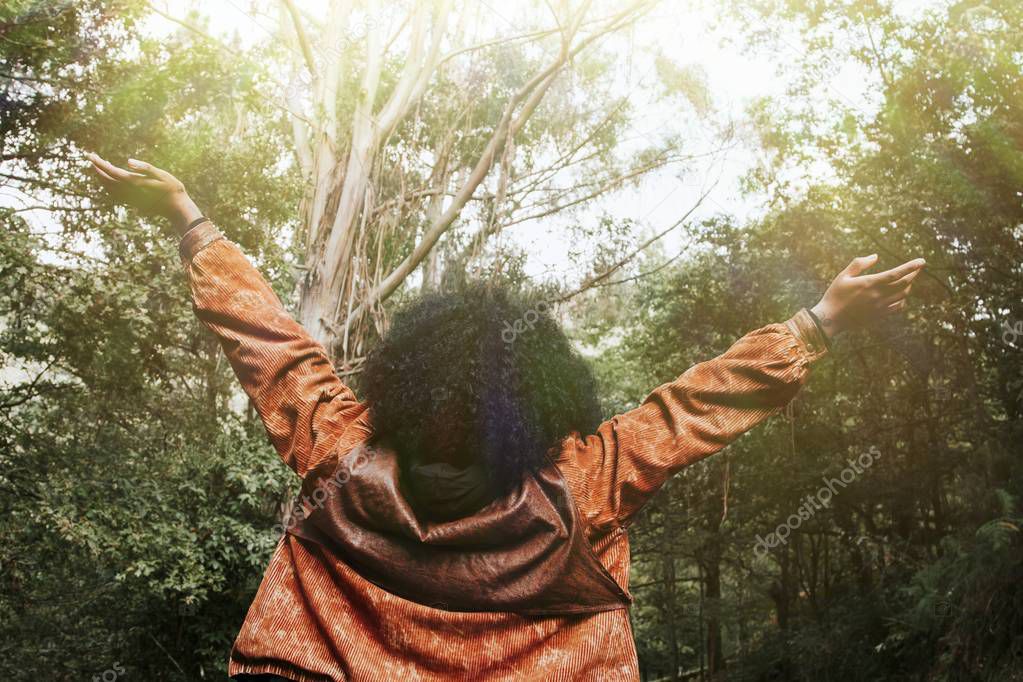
[178,221,829,681]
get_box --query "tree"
[272,0,697,360]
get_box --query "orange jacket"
[179,221,829,681]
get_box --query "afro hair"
[360,282,602,494]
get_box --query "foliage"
[1,0,1021,680]
[583,1,1023,679]
[2,2,300,678]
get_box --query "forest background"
[1,0,1021,679]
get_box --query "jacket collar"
[288,443,632,616]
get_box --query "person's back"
[86,152,924,681]
[180,221,830,681]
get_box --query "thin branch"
[144,2,312,124]
[553,182,715,303]
[0,71,63,84]
[281,0,319,81]
[0,359,59,410]
[10,205,100,214]
[437,27,562,67]
[146,633,185,675]
[459,155,673,262]
[863,19,893,89]
[599,239,695,289]
[145,2,242,56]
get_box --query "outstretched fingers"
[87,153,145,184]
[881,282,914,306]
[126,158,171,181]
[874,269,922,307]
[865,258,926,285]
[880,267,922,291]
[90,163,118,185]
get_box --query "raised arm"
[87,153,368,476]
[179,222,367,475]
[561,254,925,529]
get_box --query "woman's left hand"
[86,153,202,234]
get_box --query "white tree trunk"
[281,0,661,361]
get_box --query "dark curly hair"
[360,283,602,494]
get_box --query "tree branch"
[336,1,658,336]
[553,182,714,303]
[281,0,319,81]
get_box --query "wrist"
[167,193,203,236]
[810,301,840,339]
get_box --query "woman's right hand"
[811,254,926,337]
[86,153,203,234]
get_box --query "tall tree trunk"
[703,544,726,677]
[663,550,681,682]
[769,545,793,631]
[277,0,658,360]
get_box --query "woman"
[87,152,924,681]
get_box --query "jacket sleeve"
[557,310,830,529]
[179,221,370,477]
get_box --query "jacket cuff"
[178,220,224,265]
[784,308,830,363]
